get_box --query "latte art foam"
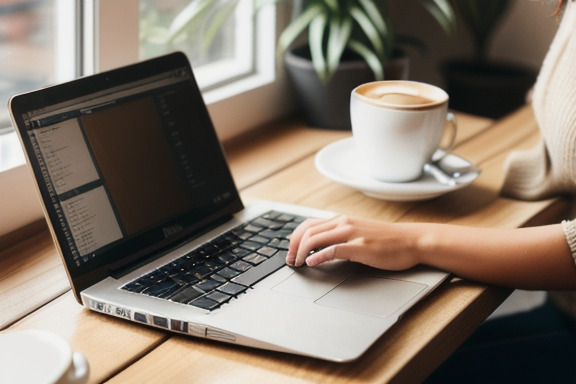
[373,92,434,106]
[354,81,447,110]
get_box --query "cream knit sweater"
[501,1,576,317]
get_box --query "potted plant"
[166,0,455,129]
[441,0,537,118]
[277,0,455,129]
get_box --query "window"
[1,0,293,237]
[0,0,77,166]
[136,0,292,140]
[90,0,291,140]
[139,0,255,92]
[0,1,77,135]
[0,0,78,237]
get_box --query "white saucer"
[314,138,480,201]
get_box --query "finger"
[304,246,337,266]
[293,217,352,266]
[286,217,324,265]
[305,241,362,267]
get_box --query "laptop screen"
[10,52,243,290]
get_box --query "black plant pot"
[284,46,409,130]
[441,60,537,119]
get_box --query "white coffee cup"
[351,80,457,183]
[0,330,89,384]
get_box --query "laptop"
[9,52,449,362]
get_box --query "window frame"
[92,0,294,141]
[0,0,295,237]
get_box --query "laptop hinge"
[108,214,234,279]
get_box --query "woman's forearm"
[416,223,576,290]
[287,216,576,290]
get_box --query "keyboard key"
[156,283,183,299]
[142,278,179,297]
[243,253,267,265]
[218,251,238,263]
[273,229,293,238]
[230,260,252,272]
[204,259,225,270]
[191,296,220,310]
[248,235,269,244]
[210,273,228,283]
[169,286,203,304]
[277,213,297,222]
[218,282,247,296]
[278,239,290,249]
[191,265,214,279]
[196,278,222,292]
[244,223,262,233]
[199,243,220,256]
[170,272,199,285]
[122,280,147,293]
[216,267,241,279]
[231,247,251,258]
[257,246,278,257]
[240,240,263,251]
[262,211,281,220]
[183,252,205,265]
[251,217,283,230]
[205,291,231,304]
[258,229,283,239]
[232,250,287,287]
[233,230,253,240]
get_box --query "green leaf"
[277,4,324,54]
[422,0,456,35]
[357,0,388,37]
[166,0,219,44]
[325,0,339,13]
[202,0,239,51]
[349,5,386,59]
[326,16,353,77]
[420,0,456,35]
[254,0,282,10]
[348,39,384,80]
[309,12,329,83]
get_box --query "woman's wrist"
[412,223,444,268]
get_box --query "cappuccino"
[355,81,447,110]
[350,80,455,182]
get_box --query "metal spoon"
[423,155,481,186]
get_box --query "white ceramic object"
[315,138,479,201]
[350,80,456,183]
[0,330,89,384]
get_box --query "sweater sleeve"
[501,141,558,200]
[562,219,576,266]
[502,1,576,201]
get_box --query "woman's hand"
[286,215,421,270]
[286,215,576,291]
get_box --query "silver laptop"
[9,52,448,362]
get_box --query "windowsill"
[0,131,44,240]
[0,130,25,172]
[0,162,44,238]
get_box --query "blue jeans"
[424,299,576,383]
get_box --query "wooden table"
[1,106,569,383]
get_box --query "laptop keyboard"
[121,211,306,311]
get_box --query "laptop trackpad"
[274,269,427,318]
[316,276,427,318]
